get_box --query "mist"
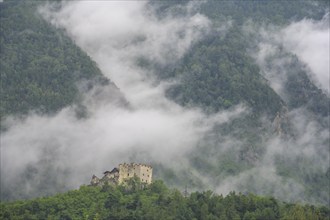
[0,0,243,200]
[215,107,329,204]
[1,1,328,205]
[254,14,330,96]
[213,15,330,204]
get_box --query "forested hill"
[0,0,112,119]
[151,0,329,206]
[1,180,329,220]
[0,0,329,208]
[152,0,329,117]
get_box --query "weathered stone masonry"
[90,163,153,186]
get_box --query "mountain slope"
[146,0,330,205]
[0,1,111,119]
[0,0,329,206]
[163,27,284,116]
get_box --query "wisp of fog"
[0,1,244,200]
[0,1,329,205]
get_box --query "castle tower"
[118,163,153,184]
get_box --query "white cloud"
[1,1,241,199]
[2,1,328,204]
[254,14,330,96]
[280,14,329,94]
[40,1,210,106]
[245,16,330,203]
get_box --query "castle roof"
[104,168,119,175]
[110,168,119,173]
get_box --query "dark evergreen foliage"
[163,27,284,115]
[1,181,329,220]
[0,0,109,119]
[1,0,329,208]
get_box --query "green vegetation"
[152,0,329,117]
[163,27,284,116]
[1,0,329,207]
[1,180,329,220]
[148,0,330,205]
[0,0,109,119]
[200,0,327,25]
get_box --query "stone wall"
[118,163,152,184]
[90,163,153,186]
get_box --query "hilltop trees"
[1,180,329,220]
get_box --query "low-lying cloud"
[1,1,328,205]
[281,14,329,95]
[1,0,240,200]
[42,1,211,107]
[215,107,329,204]
[254,14,330,96]
[222,16,330,204]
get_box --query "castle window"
[127,174,129,177]
[142,173,144,176]
[147,175,149,177]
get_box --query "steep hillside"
[151,0,329,116]
[163,28,284,116]
[147,0,330,205]
[0,0,110,119]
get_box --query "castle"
[90,163,153,186]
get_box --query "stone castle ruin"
[90,163,153,186]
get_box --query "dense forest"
[1,180,329,220]
[0,0,329,214]
[150,0,330,205]
[0,0,110,120]
[152,0,329,117]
